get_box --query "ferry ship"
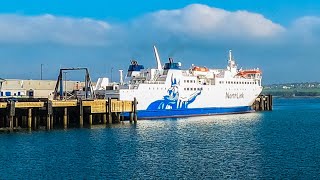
[105,46,263,119]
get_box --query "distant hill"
[262,82,320,97]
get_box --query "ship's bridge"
[127,60,144,78]
[127,60,144,72]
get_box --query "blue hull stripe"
[122,106,252,119]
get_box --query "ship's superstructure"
[106,46,263,119]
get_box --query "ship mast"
[228,50,237,73]
[153,45,162,71]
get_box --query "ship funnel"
[153,45,162,70]
[119,70,123,84]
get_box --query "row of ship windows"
[147,87,203,91]
[184,80,196,83]
[149,87,167,90]
[184,88,203,91]
[219,81,257,85]
[146,87,254,91]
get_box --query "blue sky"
[0,0,320,84]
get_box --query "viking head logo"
[167,75,180,100]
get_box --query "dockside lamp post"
[40,64,44,80]
[0,78,4,96]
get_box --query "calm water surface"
[1,98,320,179]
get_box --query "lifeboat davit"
[192,66,209,72]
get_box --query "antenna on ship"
[229,50,233,62]
[153,45,162,70]
[119,70,123,85]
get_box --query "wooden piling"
[15,117,18,128]
[116,113,121,123]
[63,107,68,129]
[46,115,51,130]
[89,114,93,126]
[28,108,32,129]
[9,116,13,129]
[9,101,15,129]
[22,116,26,128]
[265,96,270,110]
[79,100,83,128]
[33,110,37,130]
[108,97,112,124]
[103,114,107,124]
[269,94,273,111]
[259,95,265,111]
[47,101,52,130]
[133,97,137,122]
[51,114,54,129]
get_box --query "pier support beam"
[33,111,37,130]
[9,116,13,129]
[79,100,83,128]
[47,115,51,130]
[108,97,112,124]
[259,95,265,111]
[28,108,32,129]
[9,101,15,129]
[89,114,93,126]
[116,113,121,123]
[133,97,137,122]
[15,117,18,128]
[129,112,133,123]
[47,101,52,130]
[51,114,54,129]
[63,107,68,129]
[102,114,107,124]
[269,95,273,111]
[22,116,26,128]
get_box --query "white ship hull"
[119,70,262,119]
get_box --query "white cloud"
[290,16,320,43]
[134,4,285,40]
[0,4,319,49]
[0,4,287,46]
[0,14,112,46]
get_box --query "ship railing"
[233,75,262,80]
[182,71,194,76]
[144,81,166,84]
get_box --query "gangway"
[53,68,95,100]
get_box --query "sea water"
[0,98,319,179]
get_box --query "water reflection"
[1,98,320,178]
[128,112,264,178]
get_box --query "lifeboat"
[236,69,262,77]
[192,66,209,72]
